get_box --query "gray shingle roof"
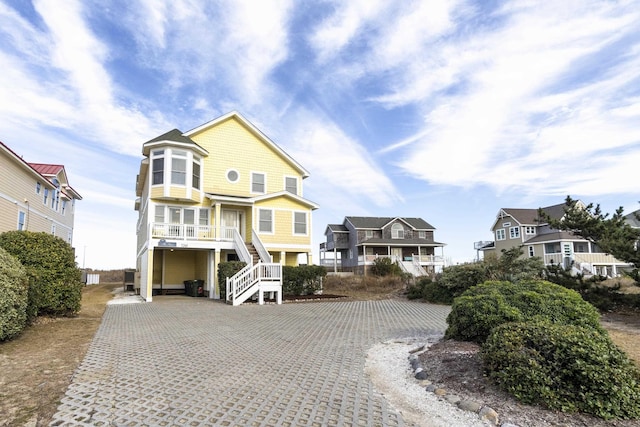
[145,129,196,145]
[345,216,435,230]
[625,209,640,228]
[502,202,567,225]
[327,224,348,232]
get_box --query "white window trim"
[170,150,188,186]
[226,168,240,183]
[17,210,26,231]
[284,176,299,195]
[509,226,520,239]
[525,226,536,235]
[151,149,165,186]
[292,211,308,236]
[528,245,535,257]
[365,230,373,239]
[258,208,274,234]
[496,228,506,241]
[251,171,266,194]
[391,223,404,239]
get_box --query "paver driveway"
[51,298,450,426]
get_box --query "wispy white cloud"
[282,109,401,208]
[370,1,640,198]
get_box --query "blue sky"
[1,0,639,270]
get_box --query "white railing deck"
[151,223,237,241]
[358,254,445,265]
[226,262,282,306]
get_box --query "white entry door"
[222,210,242,240]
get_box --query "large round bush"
[0,231,82,316]
[482,321,640,420]
[0,247,29,341]
[445,280,602,343]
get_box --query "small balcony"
[151,223,237,241]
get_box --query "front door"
[391,247,403,262]
[222,210,243,240]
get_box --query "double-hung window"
[192,159,201,189]
[496,229,506,240]
[18,211,26,230]
[293,212,307,235]
[285,177,298,195]
[252,172,266,194]
[152,150,165,185]
[171,150,187,185]
[258,209,273,233]
[509,226,520,239]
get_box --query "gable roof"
[626,209,640,228]
[345,216,435,230]
[0,142,82,200]
[326,224,348,233]
[184,111,310,178]
[495,202,574,229]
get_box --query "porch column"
[214,202,221,240]
[209,250,219,299]
[333,247,337,273]
[280,251,286,265]
[307,251,313,265]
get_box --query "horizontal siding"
[1,151,76,240]
[191,117,302,197]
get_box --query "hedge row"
[0,231,83,341]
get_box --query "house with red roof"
[0,141,82,243]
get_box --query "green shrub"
[407,277,455,303]
[217,261,247,299]
[371,257,402,276]
[445,280,602,343]
[437,262,489,297]
[482,321,640,419]
[283,265,326,295]
[0,231,82,317]
[0,247,29,341]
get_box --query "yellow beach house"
[134,111,318,304]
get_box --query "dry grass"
[0,283,120,427]
[323,274,408,300]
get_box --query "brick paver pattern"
[50,299,450,426]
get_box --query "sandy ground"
[365,338,488,427]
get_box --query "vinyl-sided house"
[0,141,81,243]
[483,201,632,276]
[134,111,318,304]
[319,216,446,275]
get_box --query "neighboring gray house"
[480,201,632,277]
[319,216,446,275]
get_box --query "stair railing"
[232,229,253,265]
[226,262,283,305]
[251,229,273,263]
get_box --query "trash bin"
[184,280,205,297]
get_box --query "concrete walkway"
[50,298,450,426]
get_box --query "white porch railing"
[226,262,282,306]
[151,223,214,240]
[150,223,239,241]
[358,254,444,265]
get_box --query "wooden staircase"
[246,244,260,264]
